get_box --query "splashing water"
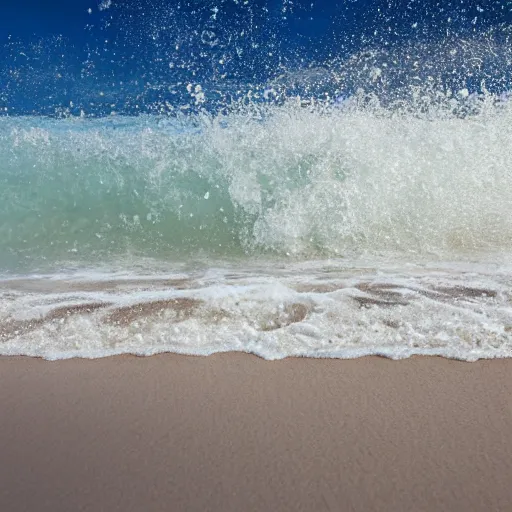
[1,96,512,271]
[1,1,512,360]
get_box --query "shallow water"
[1,256,511,361]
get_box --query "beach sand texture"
[1,353,511,512]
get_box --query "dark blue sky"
[1,1,93,39]
[1,0,511,114]
[3,0,511,40]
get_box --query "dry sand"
[0,354,511,512]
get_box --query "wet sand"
[0,354,511,512]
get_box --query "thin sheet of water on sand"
[1,258,511,361]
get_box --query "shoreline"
[1,353,511,511]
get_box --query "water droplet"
[201,30,219,47]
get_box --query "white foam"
[1,258,511,361]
